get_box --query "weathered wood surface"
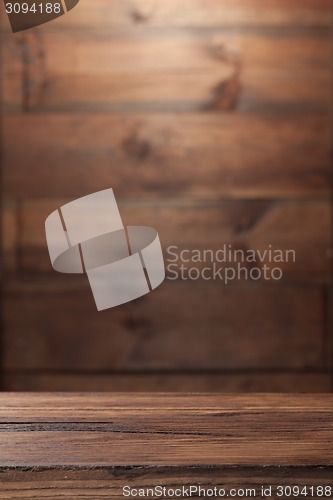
[3,467,333,500]
[0,466,332,500]
[3,279,326,371]
[0,394,332,470]
[3,114,331,198]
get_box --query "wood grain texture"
[1,0,332,394]
[0,394,332,467]
[3,114,331,198]
[3,279,326,371]
[0,467,332,500]
[3,372,331,393]
[3,28,330,112]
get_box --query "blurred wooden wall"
[1,0,332,391]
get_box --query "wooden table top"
[0,393,332,468]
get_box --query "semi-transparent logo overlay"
[45,189,165,311]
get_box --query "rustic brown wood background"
[0,394,332,498]
[0,0,332,391]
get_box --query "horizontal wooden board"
[57,0,333,30]
[4,68,330,113]
[3,114,331,198]
[3,392,333,416]
[3,279,326,371]
[3,198,331,282]
[0,467,332,500]
[2,29,331,112]
[3,371,331,393]
[0,394,332,467]
[1,0,331,32]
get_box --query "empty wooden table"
[0,393,332,499]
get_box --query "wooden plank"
[0,466,332,500]
[3,279,325,370]
[2,0,330,31]
[64,0,333,30]
[18,31,331,77]
[3,372,331,393]
[8,198,331,282]
[3,114,331,198]
[2,30,331,112]
[2,393,333,416]
[4,69,330,113]
[0,394,332,467]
